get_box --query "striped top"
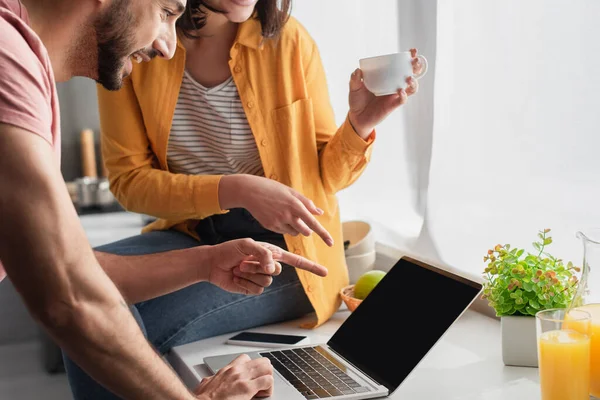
[167,70,264,176]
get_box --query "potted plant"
[481,229,580,367]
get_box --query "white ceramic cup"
[359,51,428,96]
[346,251,377,284]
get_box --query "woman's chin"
[227,10,255,23]
[229,0,257,7]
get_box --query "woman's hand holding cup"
[348,48,427,140]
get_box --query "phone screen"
[229,332,306,345]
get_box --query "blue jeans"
[63,210,313,399]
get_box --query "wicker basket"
[340,284,363,312]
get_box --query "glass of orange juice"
[536,308,591,400]
[570,304,600,399]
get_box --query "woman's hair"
[178,0,292,39]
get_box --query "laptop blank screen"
[328,256,482,393]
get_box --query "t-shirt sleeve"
[0,15,53,145]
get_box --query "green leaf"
[516,249,524,257]
[504,256,518,264]
[538,293,546,301]
[523,282,534,292]
[502,304,514,314]
[533,242,542,252]
[530,299,540,309]
[524,291,536,301]
[526,257,538,266]
[544,237,553,245]
[525,306,537,316]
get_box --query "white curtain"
[426,0,600,280]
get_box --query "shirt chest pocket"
[271,98,320,189]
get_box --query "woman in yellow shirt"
[67,0,421,397]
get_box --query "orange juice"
[574,304,600,397]
[538,329,590,400]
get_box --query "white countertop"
[168,307,541,399]
[79,211,146,247]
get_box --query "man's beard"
[93,0,136,91]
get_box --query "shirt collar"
[234,18,263,49]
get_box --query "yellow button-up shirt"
[97,16,375,328]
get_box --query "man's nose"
[153,24,177,60]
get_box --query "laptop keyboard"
[260,346,371,399]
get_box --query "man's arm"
[95,237,328,305]
[0,123,196,400]
[94,248,209,304]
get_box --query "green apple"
[354,270,386,300]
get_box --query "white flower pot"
[501,315,538,368]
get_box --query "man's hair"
[177,0,292,39]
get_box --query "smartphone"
[225,331,310,348]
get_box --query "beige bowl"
[342,220,375,257]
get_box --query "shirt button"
[294,249,302,255]
[306,285,314,293]
[261,139,268,147]
[234,66,242,73]
[270,174,278,181]
[247,101,254,108]
[234,43,240,49]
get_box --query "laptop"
[203,255,483,399]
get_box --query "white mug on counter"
[359,51,428,96]
[342,220,376,284]
[346,251,376,284]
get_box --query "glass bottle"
[571,229,600,399]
